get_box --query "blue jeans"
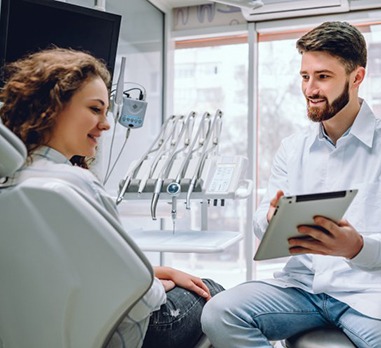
[142,278,224,348]
[201,281,381,348]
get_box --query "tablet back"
[254,189,358,261]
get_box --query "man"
[201,21,381,347]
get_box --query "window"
[170,38,249,288]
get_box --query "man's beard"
[307,81,350,122]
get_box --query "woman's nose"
[99,115,110,131]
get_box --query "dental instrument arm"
[174,111,210,184]
[150,115,186,219]
[113,57,125,124]
[150,111,199,220]
[137,115,178,194]
[115,115,176,204]
[186,110,223,209]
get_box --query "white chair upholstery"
[285,327,356,348]
[0,124,154,348]
[0,122,27,177]
[194,335,212,348]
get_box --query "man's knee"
[201,292,225,332]
[202,278,225,297]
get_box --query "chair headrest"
[0,123,27,177]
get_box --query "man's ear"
[353,67,366,87]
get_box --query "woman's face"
[47,77,110,159]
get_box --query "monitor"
[0,0,121,86]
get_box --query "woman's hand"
[154,266,211,300]
[160,279,176,292]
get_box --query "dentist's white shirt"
[253,99,381,319]
[4,146,166,348]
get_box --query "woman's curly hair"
[0,47,111,168]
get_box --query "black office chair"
[285,327,356,348]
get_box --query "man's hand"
[288,216,364,259]
[266,190,284,223]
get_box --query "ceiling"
[164,0,210,7]
[149,0,212,10]
[149,0,379,12]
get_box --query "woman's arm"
[154,266,211,300]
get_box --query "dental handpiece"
[151,178,164,220]
[116,176,131,205]
[167,182,181,234]
[150,115,188,220]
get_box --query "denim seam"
[147,296,204,328]
[253,309,319,318]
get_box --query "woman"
[0,47,223,348]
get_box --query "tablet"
[254,189,358,261]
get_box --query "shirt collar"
[348,99,376,148]
[307,99,376,150]
[32,146,72,165]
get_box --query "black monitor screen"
[0,0,121,86]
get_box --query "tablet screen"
[254,189,358,261]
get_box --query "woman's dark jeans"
[142,278,224,348]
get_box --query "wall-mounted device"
[0,0,121,86]
[103,56,148,185]
[112,57,147,129]
[118,97,147,129]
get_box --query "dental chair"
[0,123,154,347]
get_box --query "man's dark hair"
[296,21,367,73]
